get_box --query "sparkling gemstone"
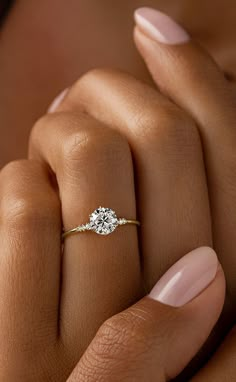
[89,207,118,235]
[118,218,127,225]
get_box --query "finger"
[134,7,236,300]
[0,160,61,364]
[191,326,236,381]
[67,247,225,382]
[54,68,211,290]
[29,112,141,358]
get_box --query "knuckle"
[30,108,131,178]
[78,304,164,381]
[30,112,70,152]
[1,194,50,231]
[63,126,130,173]
[0,162,58,231]
[92,308,153,361]
[71,68,111,100]
[74,301,179,381]
[62,128,94,164]
[134,104,199,148]
[77,68,113,87]
[30,111,78,152]
[73,68,127,101]
[30,113,54,146]
[0,159,29,180]
[77,315,144,381]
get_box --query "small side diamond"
[77,224,88,232]
[118,218,127,225]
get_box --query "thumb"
[67,247,225,382]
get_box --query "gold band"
[121,219,140,226]
[62,218,140,240]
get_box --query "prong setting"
[89,207,118,235]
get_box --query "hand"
[0,8,235,381]
[67,247,225,382]
[52,7,236,368]
[0,64,210,379]
[0,43,212,382]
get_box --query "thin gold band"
[62,219,140,240]
[122,219,140,226]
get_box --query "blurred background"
[0,0,236,167]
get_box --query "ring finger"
[29,111,141,360]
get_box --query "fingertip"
[149,247,220,308]
[134,7,190,45]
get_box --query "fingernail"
[149,247,218,307]
[134,8,190,45]
[48,88,69,113]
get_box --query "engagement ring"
[62,207,140,239]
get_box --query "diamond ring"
[62,207,140,239]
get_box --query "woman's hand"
[0,36,213,382]
[52,7,236,367]
[0,63,211,380]
[0,7,235,381]
[66,247,225,382]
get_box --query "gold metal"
[123,219,140,226]
[62,219,140,240]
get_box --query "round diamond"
[89,207,118,235]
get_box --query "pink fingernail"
[134,8,190,45]
[149,247,218,307]
[48,88,69,113]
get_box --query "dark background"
[0,0,14,25]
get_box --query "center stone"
[89,207,118,235]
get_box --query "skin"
[0,1,236,380]
[67,264,226,381]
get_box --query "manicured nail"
[149,247,218,307]
[48,88,69,113]
[134,8,190,45]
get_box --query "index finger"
[134,7,236,300]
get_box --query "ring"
[62,206,140,239]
